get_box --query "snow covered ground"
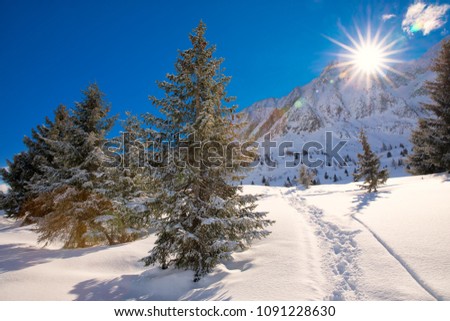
[0,174,449,300]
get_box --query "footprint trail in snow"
[284,191,363,300]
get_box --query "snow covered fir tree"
[353,129,389,193]
[409,39,450,175]
[139,21,273,281]
[0,104,75,220]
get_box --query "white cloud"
[402,1,450,36]
[0,184,8,193]
[382,14,397,21]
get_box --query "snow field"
[0,174,448,300]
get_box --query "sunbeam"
[326,24,406,87]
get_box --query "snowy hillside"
[237,39,445,186]
[0,174,448,300]
[0,184,7,193]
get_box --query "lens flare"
[325,24,405,87]
[410,22,422,33]
[294,98,306,109]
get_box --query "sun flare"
[326,25,405,86]
[354,43,383,74]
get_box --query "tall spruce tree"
[409,40,450,174]
[141,21,272,281]
[353,129,388,192]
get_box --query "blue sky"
[1,0,449,168]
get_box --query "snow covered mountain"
[238,39,444,186]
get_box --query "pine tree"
[0,191,5,210]
[285,176,292,187]
[71,84,116,179]
[30,85,139,248]
[0,152,35,217]
[408,119,437,174]
[100,112,155,243]
[409,40,450,174]
[391,158,397,169]
[26,105,75,197]
[297,164,315,189]
[140,21,272,281]
[0,105,73,218]
[354,130,389,192]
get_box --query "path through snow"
[284,191,362,300]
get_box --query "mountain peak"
[240,37,442,140]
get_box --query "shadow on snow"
[69,267,233,301]
[351,190,391,214]
[0,243,106,274]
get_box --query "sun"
[353,43,383,74]
[325,24,405,86]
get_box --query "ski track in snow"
[351,214,441,301]
[284,191,363,300]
